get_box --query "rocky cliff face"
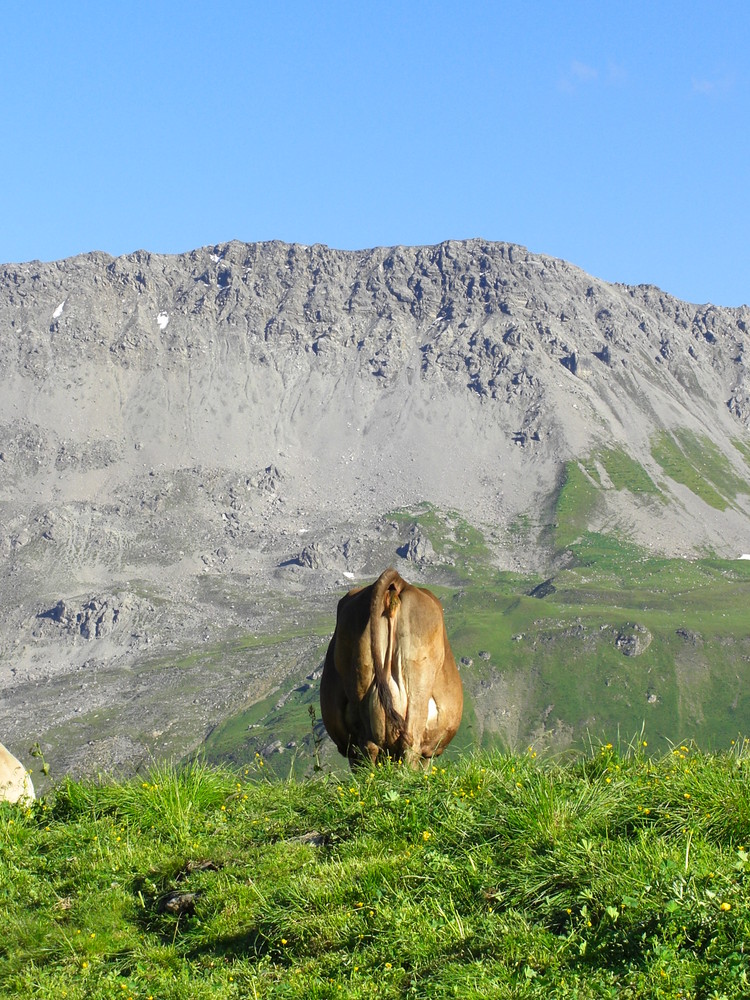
[1,239,749,776]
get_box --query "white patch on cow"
[157,312,170,330]
[389,648,409,717]
[427,697,439,725]
[53,301,65,319]
[389,678,408,717]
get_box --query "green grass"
[597,447,660,496]
[554,461,602,549]
[387,503,495,584]
[577,447,660,498]
[508,513,534,544]
[202,657,334,778]
[554,436,748,551]
[4,746,750,998]
[443,533,750,755]
[650,429,750,510]
[556,447,661,552]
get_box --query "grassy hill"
[3,744,750,998]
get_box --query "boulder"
[615,623,652,657]
[397,525,436,564]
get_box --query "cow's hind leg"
[348,739,382,770]
[320,642,354,759]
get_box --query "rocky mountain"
[1,239,749,778]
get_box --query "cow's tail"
[370,568,408,743]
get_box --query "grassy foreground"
[3,743,750,999]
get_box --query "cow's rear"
[320,569,463,767]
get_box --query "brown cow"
[320,568,463,767]
[0,742,35,804]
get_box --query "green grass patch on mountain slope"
[651,429,750,510]
[444,526,750,754]
[596,446,660,496]
[445,560,750,755]
[733,436,750,467]
[578,447,660,498]
[5,747,750,999]
[444,532,750,753]
[554,461,602,549]
[388,503,494,583]
[560,532,750,620]
[554,447,665,550]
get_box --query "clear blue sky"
[1,2,748,305]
